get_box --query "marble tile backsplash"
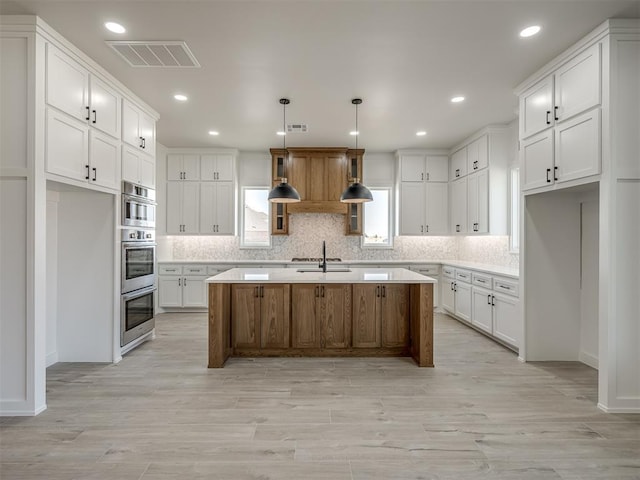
[162,214,519,268]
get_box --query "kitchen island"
[206,267,436,367]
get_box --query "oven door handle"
[121,285,156,301]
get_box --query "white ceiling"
[2,0,639,152]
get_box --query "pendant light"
[340,98,373,203]
[268,98,300,203]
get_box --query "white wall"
[46,191,59,367]
[580,191,599,368]
[55,188,115,362]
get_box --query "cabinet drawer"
[207,265,232,275]
[442,266,455,278]
[159,265,182,275]
[455,269,471,283]
[472,272,493,289]
[411,265,440,276]
[493,278,519,297]
[183,265,206,275]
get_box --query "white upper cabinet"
[200,154,234,182]
[450,148,467,181]
[467,135,488,173]
[46,44,121,139]
[467,169,489,233]
[88,130,120,190]
[167,154,200,181]
[450,177,467,234]
[425,182,449,234]
[400,154,425,182]
[123,99,156,157]
[425,155,449,182]
[200,182,234,235]
[400,183,426,235]
[399,154,448,182]
[519,41,602,193]
[122,145,155,189]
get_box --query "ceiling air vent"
[106,41,200,68]
[287,124,308,133]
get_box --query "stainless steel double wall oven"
[121,181,157,347]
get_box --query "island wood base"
[208,282,433,368]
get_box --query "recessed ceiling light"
[276,131,286,136]
[208,131,219,136]
[174,94,188,102]
[104,22,126,34]
[451,96,465,103]
[520,25,541,38]
[350,131,359,136]
[416,131,427,136]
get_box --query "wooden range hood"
[270,147,364,235]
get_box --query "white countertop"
[205,267,437,284]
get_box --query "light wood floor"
[1,313,638,479]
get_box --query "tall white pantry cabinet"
[516,19,640,413]
[0,16,159,416]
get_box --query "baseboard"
[597,402,640,414]
[45,351,58,367]
[579,351,598,370]
[0,402,47,417]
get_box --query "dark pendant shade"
[340,179,373,203]
[268,177,300,203]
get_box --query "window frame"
[239,186,272,249]
[361,185,394,249]
[509,166,520,253]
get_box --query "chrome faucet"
[319,240,327,273]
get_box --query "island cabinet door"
[291,284,320,348]
[352,284,381,348]
[231,284,261,349]
[260,284,291,349]
[381,284,410,347]
[320,284,351,349]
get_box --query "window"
[509,167,520,253]
[363,187,393,247]
[241,187,270,247]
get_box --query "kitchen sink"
[296,268,352,273]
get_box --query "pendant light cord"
[355,101,358,153]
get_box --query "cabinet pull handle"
[554,166,558,181]
[454,282,457,292]
[254,286,259,297]
[487,294,492,305]
[546,111,551,125]
[142,137,146,149]
[420,225,423,233]
[450,282,454,291]
[456,168,460,177]
[376,285,380,297]
[546,168,551,183]
[321,285,325,297]
[261,286,264,297]
[139,136,144,148]
[85,106,90,121]
[92,110,97,124]
[178,278,181,286]
[184,278,187,286]
[85,164,90,180]
[92,167,97,181]
[477,279,485,283]
[382,286,386,297]
[421,172,424,181]
[554,106,559,121]
[498,285,511,290]
[425,225,429,233]
[491,295,495,306]
[315,286,319,297]
[456,224,460,233]
[426,173,430,181]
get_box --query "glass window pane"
[364,189,390,245]
[242,188,270,246]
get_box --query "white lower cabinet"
[444,265,520,350]
[409,265,439,308]
[158,264,232,309]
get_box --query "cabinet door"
[467,170,488,233]
[493,293,520,347]
[450,177,467,233]
[199,155,216,181]
[89,130,120,190]
[182,182,200,233]
[554,43,601,123]
[425,183,448,234]
[46,44,89,122]
[216,154,235,181]
[320,284,351,349]
[381,284,410,347]
[441,278,455,313]
[400,154,425,182]
[471,287,493,334]
[520,75,554,139]
[166,182,183,234]
[182,155,200,180]
[158,276,182,307]
[425,155,449,182]
[400,182,425,235]
[467,135,488,173]
[232,284,260,349]
[291,284,319,348]
[122,101,141,149]
[467,172,479,233]
[450,148,467,180]
[45,108,88,182]
[325,154,347,202]
[555,108,601,183]
[183,276,207,308]
[261,284,290,349]
[454,281,472,323]
[167,154,184,181]
[521,129,554,191]
[122,146,140,185]
[139,155,155,189]
[89,76,120,139]
[352,284,381,348]
[215,182,234,234]
[199,182,217,234]
[139,111,156,158]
